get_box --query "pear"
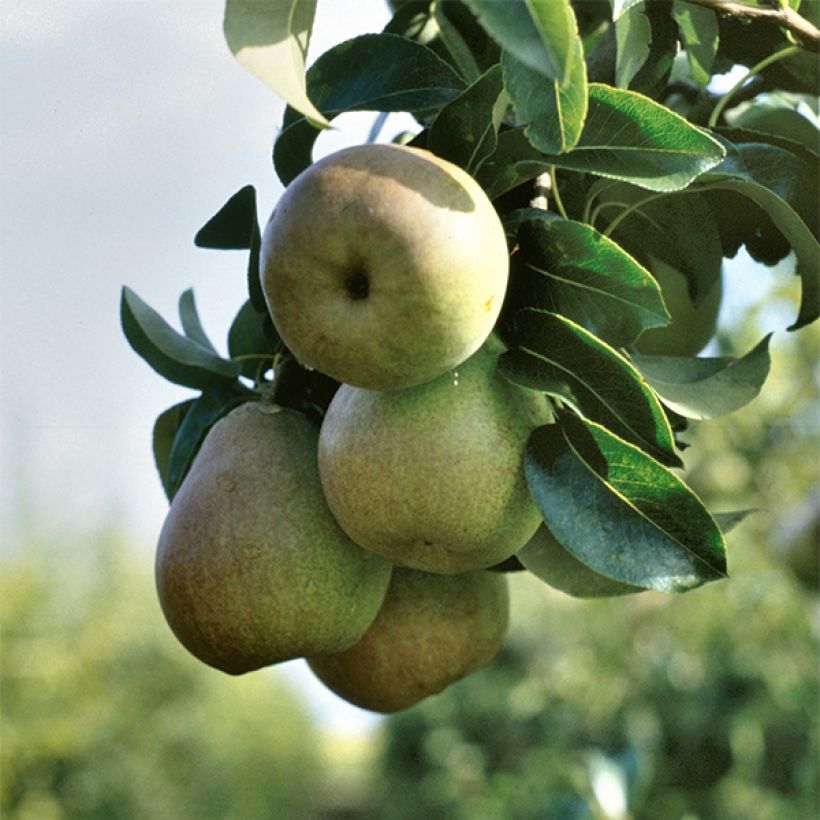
[318,340,552,574]
[259,143,509,390]
[155,402,392,675]
[308,567,509,713]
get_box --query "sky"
[0,0,408,734]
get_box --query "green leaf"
[509,217,668,347]
[501,32,588,154]
[538,84,726,191]
[672,0,718,88]
[223,0,327,127]
[704,141,819,329]
[178,289,217,354]
[165,387,250,501]
[615,2,652,89]
[120,287,240,390]
[427,64,507,172]
[474,127,549,199]
[153,400,194,502]
[228,299,283,379]
[433,0,500,83]
[518,524,646,598]
[194,185,265,312]
[274,34,466,185]
[730,103,820,155]
[500,309,680,465]
[631,335,772,420]
[612,0,645,19]
[524,414,727,591]
[714,509,756,533]
[464,0,577,86]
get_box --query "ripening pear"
[155,402,392,675]
[308,567,510,713]
[259,143,509,390]
[318,340,552,574]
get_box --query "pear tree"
[121,0,819,712]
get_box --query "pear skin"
[308,567,509,713]
[155,402,392,675]
[318,341,552,573]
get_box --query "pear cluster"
[156,144,549,713]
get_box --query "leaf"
[120,287,240,389]
[427,64,507,172]
[501,32,588,154]
[464,0,577,86]
[474,127,549,199]
[178,289,217,354]
[672,0,718,88]
[524,415,727,591]
[153,400,194,502]
[631,335,772,420]
[194,185,265,312]
[730,104,820,156]
[274,34,466,185]
[714,509,757,533]
[165,387,250,501]
[228,299,283,379]
[500,309,680,465]
[615,2,651,89]
[509,217,668,347]
[433,0,500,83]
[537,84,726,191]
[518,524,646,598]
[223,0,327,126]
[704,141,819,329]
[612,0,645,19]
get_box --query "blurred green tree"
[0,534,322,820]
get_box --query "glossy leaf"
[428,64,507,171]
[464,0,577,86]
[120,287,240,389]
[501,32,587,154]
[178,289,217,354]
[510,217,668,347]
[153,400,194,502]
[538,84,726,191]
[518,524,646,598]
[524,415,727,591]
[632,335,772,420]
[672,0,718,88]
[500,309,679,465]
[274,34,465,185]
[223,0,327,126]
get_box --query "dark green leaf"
[518,524,646,597]
[672,0,718,88]
[500,309,679,465]
[228,299,283,379]
[509,217,668,347]
[223,0,327,126]
[428,64,507,172]
[525,415,727,591]
[274,34,465,185]
[178,289,217,354]
[729,105,820,156]
[626,1,677,97]
[501,33,587,154]
[615,2,651,89]
[153,400,194,502]
[474,127,549,199]
[434,0,500,83]
[464,0,577,86]
[714,509,757,533]
[631,335,772,420]
[165,387,250,501]
[120,287,240,390]
[539,84,726,191]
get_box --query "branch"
[683,0,820,53]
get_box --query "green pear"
[635,256,723,357]
[259,143,509,390]
[308,567,509,713]
[318,340,552,574]
[155,402,392,675]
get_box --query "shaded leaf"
[153,400,194,502]
[434,0,501,82]
[120,287,240,389]
[474,127,549,199]
[228,299,283,380]
[524,415,727,591]
[673,0,718,88]
[509,217,668,347]
[631,335,772,420]
[274,34,465,185]
[615,2,651,89]
[178,289,217,354]
[714,509,757,533]
[223,0,327,126]
[500,309,679,465]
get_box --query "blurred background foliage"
[1,268,818,819]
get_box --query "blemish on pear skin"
[483,295,494,312]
